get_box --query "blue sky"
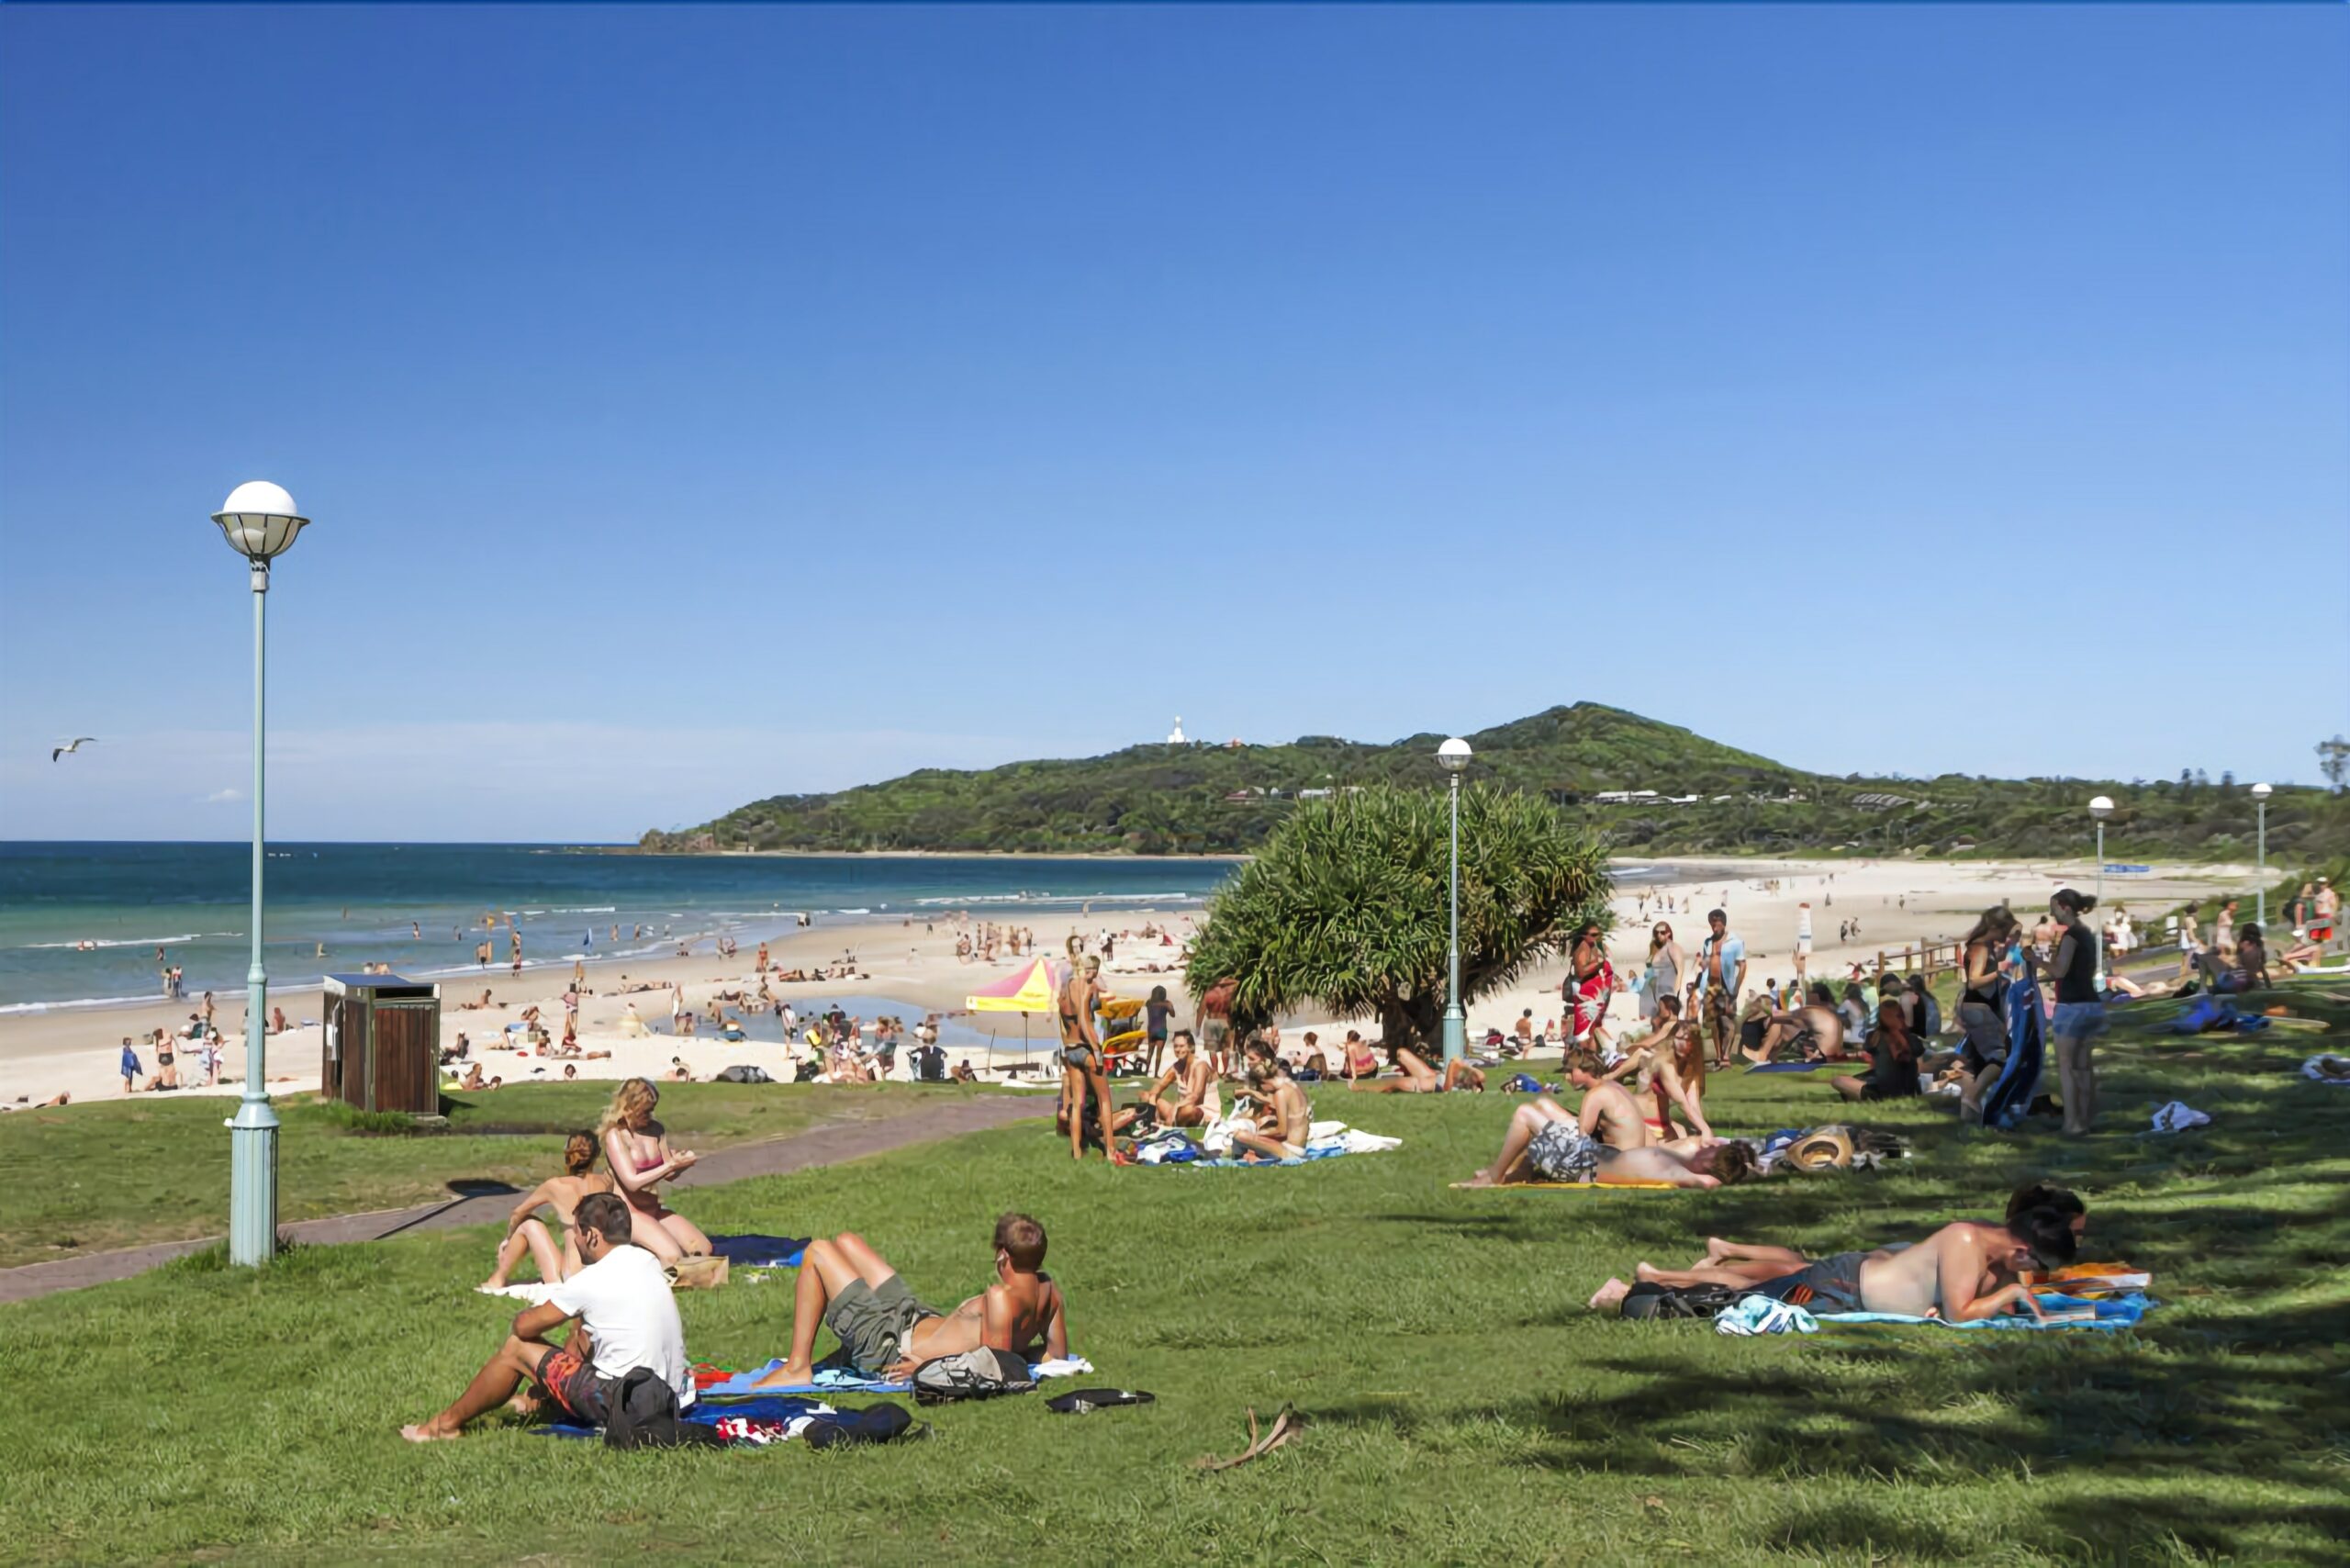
[3,6,2344,841]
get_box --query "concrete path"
[0,1092,1046,1306]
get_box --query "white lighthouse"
[1167,716,1187,745]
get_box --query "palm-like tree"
[1184,782,1610,1049]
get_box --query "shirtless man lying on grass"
[1588,1184,2087,1306]
[749,1214,1067,1388]
[1463,1049,1757,1189]
[1590,1202,2078,1318]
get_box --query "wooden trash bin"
[322,974,442,1114]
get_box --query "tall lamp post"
[1437,737,1472,1063]
[213,481,313,1267]
[2088,795,2114,989]
[2251,782,2272,926]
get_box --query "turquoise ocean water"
[0,843,1229,1013]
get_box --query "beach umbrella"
[965,957,1061,1070]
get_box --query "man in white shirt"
[402,1193,691,1440]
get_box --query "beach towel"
[1447,1179,1681,1191]
[1815,1292,2153,1332]
[1745,1061,1826,1073]
[2301,1054,2350,1084]
[1977,972,2045,1131]
[711,1234,811,1269]
[1715,1295,1818,1337]
[2149,1100,2211,1134]
[699,1355,1093,1399]
[536,1394,921,1446]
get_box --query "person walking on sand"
[1794,902,1814,984]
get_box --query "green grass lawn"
[0,1081,998,1266]
[3,988,2346,1565]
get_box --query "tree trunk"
[1378,991,1443,1053]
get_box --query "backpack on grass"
[912,1348,1036,1406]
[1617,1282,1747,1321]
[604,1368,727,1450]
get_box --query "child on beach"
[118,1037,140,1093]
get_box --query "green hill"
[642,701,2348,863]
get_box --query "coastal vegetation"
[4,993,2345,1564]
[1181,783,1610,1048]
[645,702,2350,863]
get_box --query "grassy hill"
[643,702,2350,863]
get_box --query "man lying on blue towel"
[1617,1203,2077,1320]
[750,1213,1069,1389]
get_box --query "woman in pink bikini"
[598,1077,711,1262]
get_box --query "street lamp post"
[1437,737,1472,1063]
[2252,782,2272,926]
[2088,795,2114,990]
[212,481,313,1267]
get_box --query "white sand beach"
[0,856,2260,1110]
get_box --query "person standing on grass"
[404,1193,689,1440]
[2042,890,2108,1137]
[1688,908,1747,1070]
[1056,956,1117,1163]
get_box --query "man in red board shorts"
[403,1193,691,1440]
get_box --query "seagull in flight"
[51,737,96,762]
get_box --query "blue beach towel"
[1816,1292,2153,1333]
[535,1393,835,1439]
[1978,972,2045,1131]
[711,1234,810,1270]
[703,1361,912,1397]
[1746,1062,1826,1074]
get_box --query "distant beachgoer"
[1794,902,1814,981]
[119,1036,140,1092]
[1639,923,1684,1024]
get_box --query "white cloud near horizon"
[0,721,1031,842]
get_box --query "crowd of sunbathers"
[1585,1181,2087,1323]
[406,1075,1072,1441]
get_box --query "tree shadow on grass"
[2054,1490,2350,1566]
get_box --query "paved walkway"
[0,1092,1046,1306]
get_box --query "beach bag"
[714,1064,772,1085]
[604,1369,726,1450]
[912,1348,1036,1406]
[1618,1282,1744,1320]
[802,1403,923,1449]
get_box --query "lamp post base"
[228,1099,280,1266]
[1439,1003,1467,1064]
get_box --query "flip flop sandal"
[1046,1388,1157,1415]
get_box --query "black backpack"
[603,1368,726,1450]
[714,1064,772,1085]
[1617,1282,1748,1320]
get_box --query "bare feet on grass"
[1588,1278,1631,1312]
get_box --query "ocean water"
[0,843,1228,1013]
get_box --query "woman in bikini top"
[598,1077,711,1263]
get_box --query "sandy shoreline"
[0,855,2259,1110]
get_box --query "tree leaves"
[1183,784,1610,1048]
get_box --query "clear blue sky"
[3,6,2344,841]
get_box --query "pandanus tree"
[1183,783,1611,1050]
